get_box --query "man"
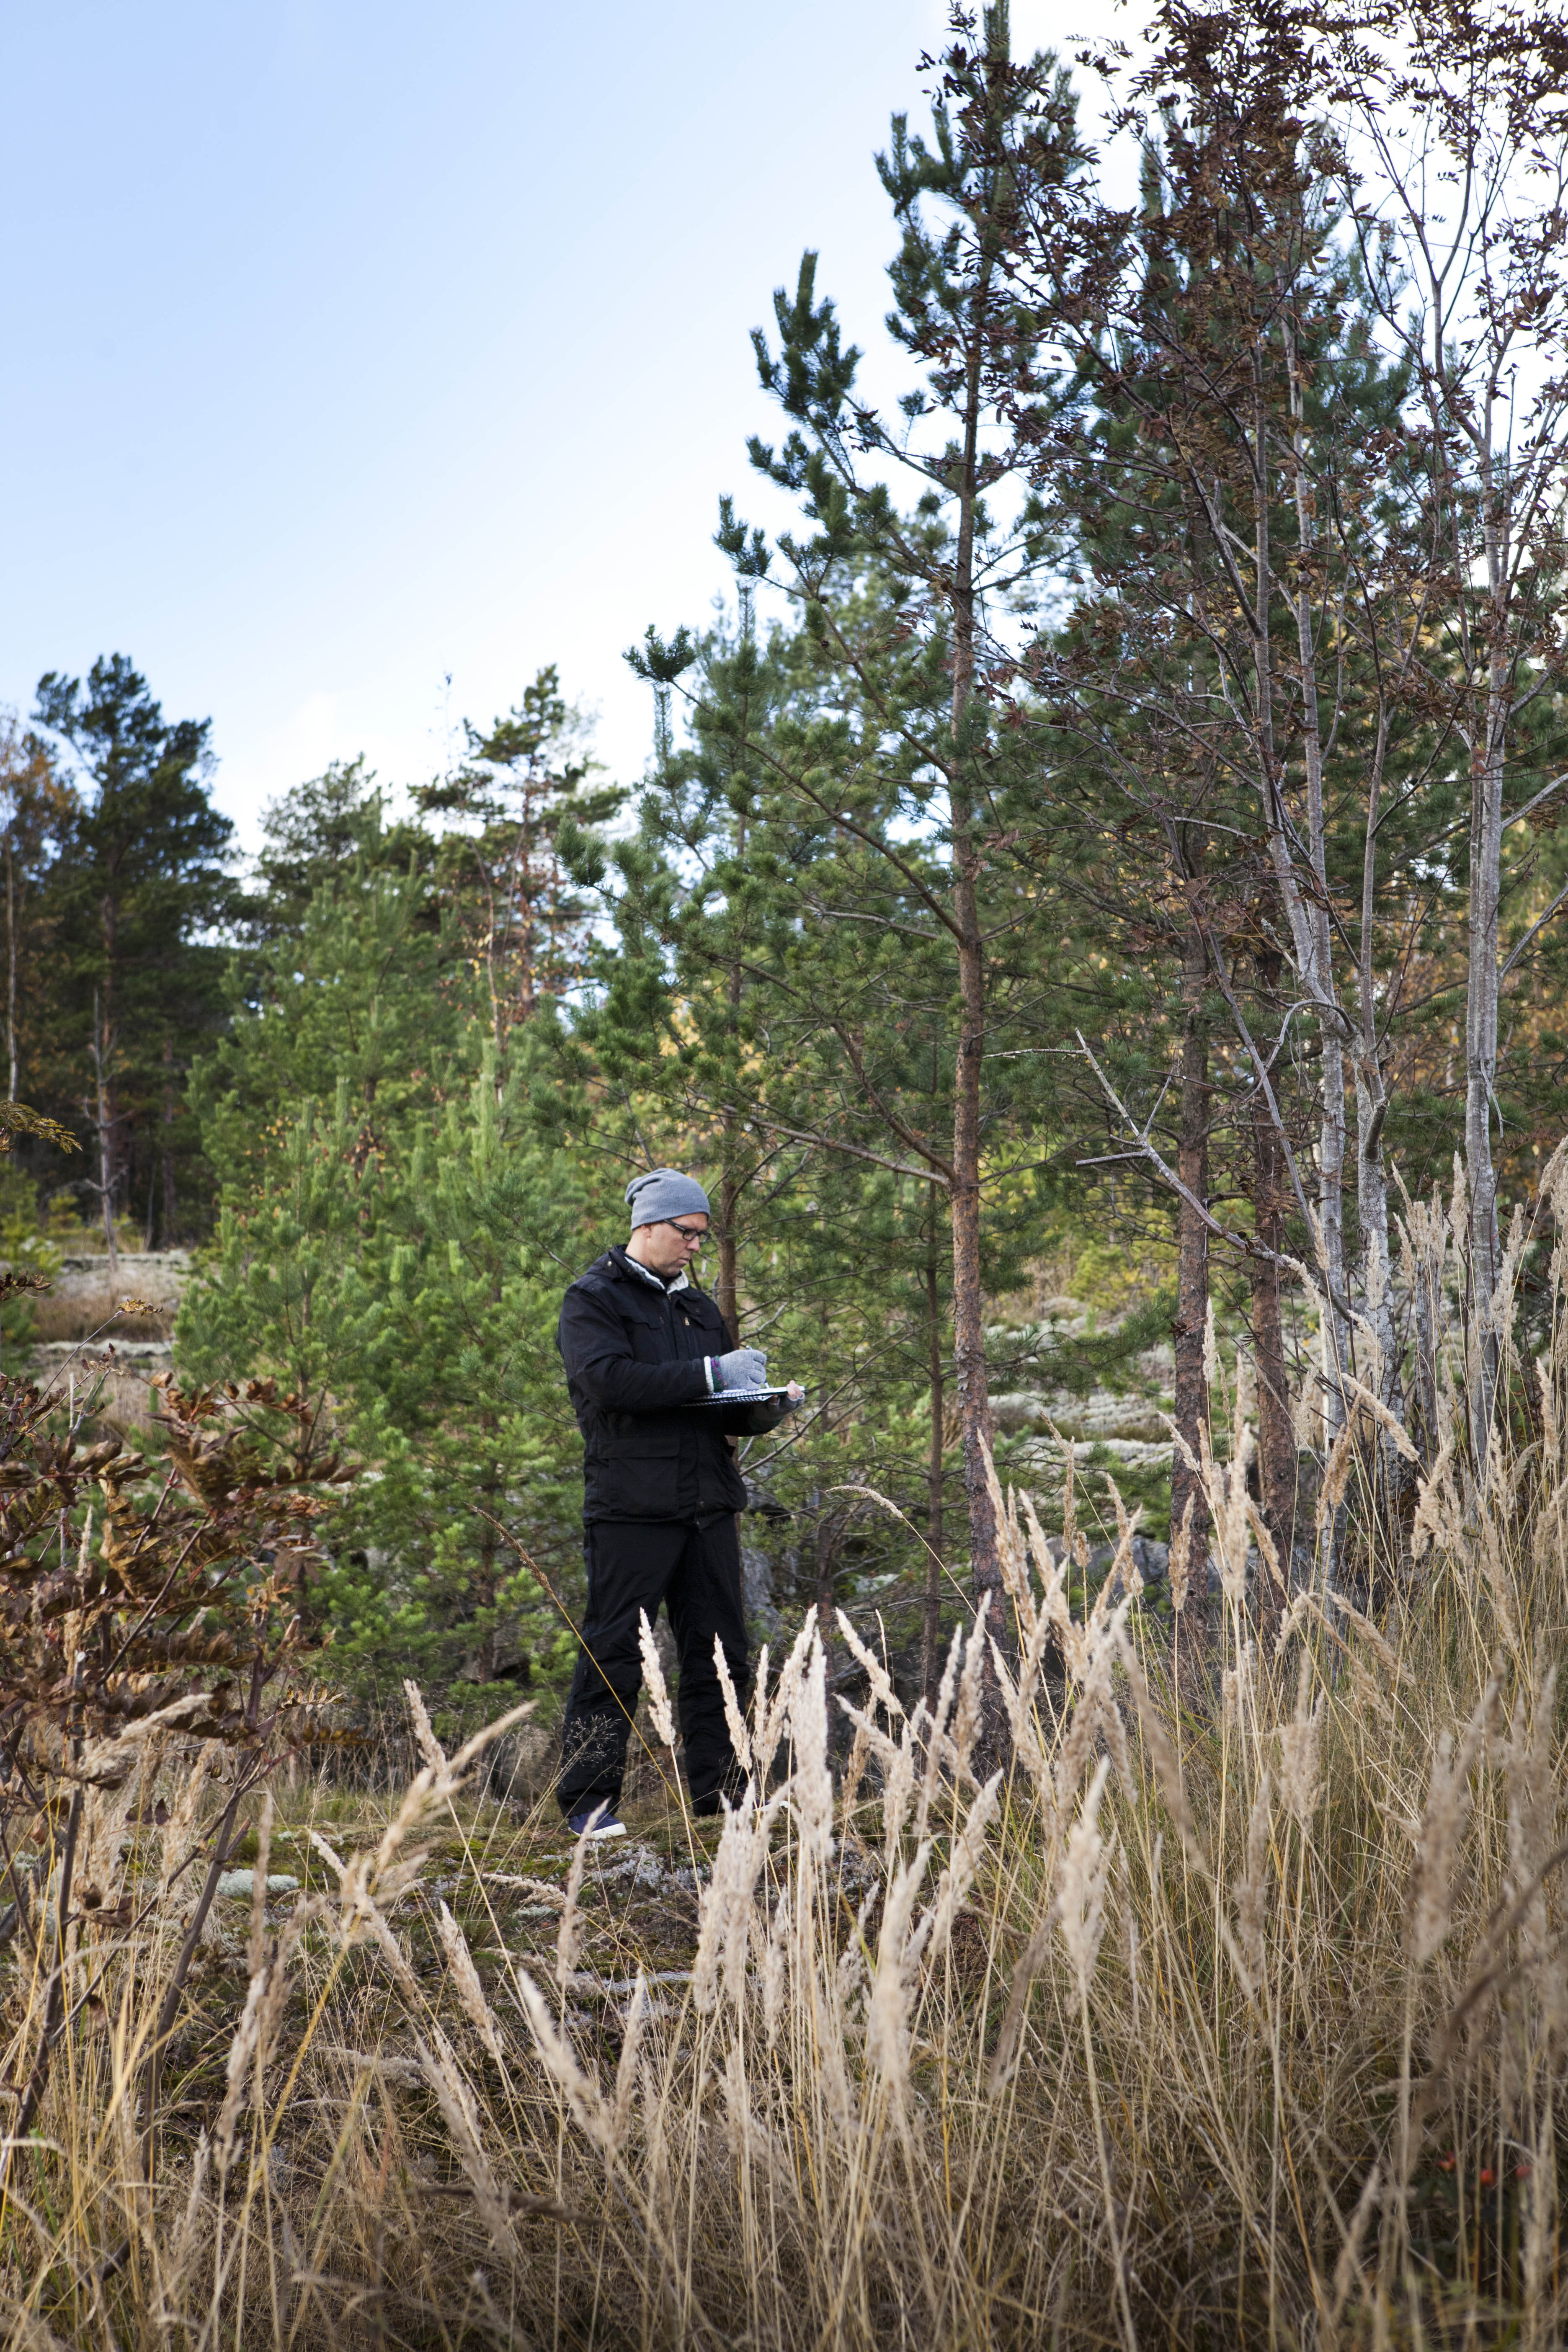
[554,1167,799,1838]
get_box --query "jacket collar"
[608,1243,691,1295]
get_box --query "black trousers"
[557,1515,749,1816]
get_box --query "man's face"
[628,1213,709,1279]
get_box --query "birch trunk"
[1286,317,1350,1440]
[1465,539,1509,1457]
[1171,896,1211,1656]
[1249,1039,1296,1625]
[1354,702,1399,1410]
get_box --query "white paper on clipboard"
[689,1385,796,1406]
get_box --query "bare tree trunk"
[1171,897,1211,1671]
[1285,312,1350,1442]
[1465,650,1508,1462]
[716,1166,739,1340]
[949,259,1001,1649]
[160,1034,177,1248]
[922,1248,946,1707]
[716,924,743,1335]
[1249,1088,1294,1632]
[815,1507,847,1759]
[89,991,119,1275]
[1351,688,1401,1418]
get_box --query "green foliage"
[30,655,241,1243]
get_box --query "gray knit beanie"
[625,1167,711,1229]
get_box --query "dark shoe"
[566,1804,627,1841]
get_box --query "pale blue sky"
[2,0,1112,845]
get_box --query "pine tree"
[418,669,623,1055]
[631,9,1085,1677]
[31,655,241,1245]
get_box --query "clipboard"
[689,1385,797,1406]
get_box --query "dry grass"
[3,1324,1568,2341]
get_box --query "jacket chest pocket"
[672,1308,712,1357]
[628,1310,670,1362]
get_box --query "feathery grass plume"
[1341,1373,1418,1462]
[836,1875,882,2006]
[917,1768,1003,1966]
[157,1741,220,1899]
[751,1641,790,1783]
[1247,1502,1284,1613]
[837,1695,901,1774]
[416,2032,513,2241]
[403,1677,447,1772]
[341,1698,534,1937]
[988,1911,1054,2093]
[1168,1490,1197,1614]
[950,1592,990,1774]
[719,2030,756,2173]
[867,1840,934,2095]
[1203,1296,1221,1390]
[1276,1655,1322,1828]
[1502,1672,1556,1991]
[1056,1597,1134,1808]
[1213,1430,1255,1607]
[438,1900,506,2062]
[513,1964,612,2153]
[255,1893,328,2072]
[1056,1756,1113,1990]
[1236,1774,1273,1979]
[248,1788,273,1982]
[834,1607,904,1719]
[1119,1643,1198,1856]
[1056,1424,1079,1563]
[712,1633,753,1773]
[790,1631,834,1867]
[638,1608,677,1746]
[1537,1354,1562,1488]
[988,1629,1052,1794]
[915,1623,964,1839]
[1316,1413,1359,1532]
[359,1898,426,2005]
[1223,1638,1258,1735]
[1019,1481,1059,1579]
[1277,1588,1315,1653]
[692,1788,755,2012]
[1103,1468,1136,1553]
[761,1892,789,2047]
[213,1967,267,2172]
[610,1970,649,2154]
[842,1718,871,1811]
[557,1815,595,1991]
[159,2128,211,2321]
[1411,1436,1460,1559]
[881,1720,916,1876]
[983,1447,1039,1642]
[776,1606,818,1716]
[1409,1728,1473,1966]
[1478,1509,1522,1649]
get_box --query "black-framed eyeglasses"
[664,1220,708,1243]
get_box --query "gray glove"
[714,1347,769,1390]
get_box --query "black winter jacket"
[557,1246,789,1523]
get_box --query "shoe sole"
[572,1821,627,1841]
